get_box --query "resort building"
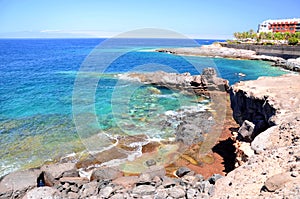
[258,18,300,33]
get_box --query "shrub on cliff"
[288,37,298,45]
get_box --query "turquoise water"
[0,38,287,176]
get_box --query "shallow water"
[0,38,288,176]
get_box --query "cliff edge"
[213,74,300,198]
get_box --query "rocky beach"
[1,63,300,198]
[0,68,236,198]
[1,44,300,199]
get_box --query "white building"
[258,18,300,33]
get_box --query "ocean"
[0,38,287,177]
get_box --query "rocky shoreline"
[1,68,300,198]
[0,68,234,198]
[156,43,300,72]
[213,74,300,198]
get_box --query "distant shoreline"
[156,43,300,72]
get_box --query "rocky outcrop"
[213,74,300,198]
[175,111,215,145]
[156,43,258,59]
[118,68,229,95]
[157,43,300,71]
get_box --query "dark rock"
[176,167,191,177]
[145,159,156,167]
[208,174,223,185]
[37,172,46,187]
[0,168,41,199]
[22,187,62,199]
[230,89,276,138]
[90,166,123,181]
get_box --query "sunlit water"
[0,38,288,176]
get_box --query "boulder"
[0,168,41,199]
[41,163,76,179]
[22,187,62,199]
[99,186,113,198]
[251,126,277,153]
[90,166,123,181]
[132,185,156,195]
[168,185,186,198]
[264,172,294,192]
[238,120,255,141]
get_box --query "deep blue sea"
[0,38,288,176]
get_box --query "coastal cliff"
[213,74,300,198]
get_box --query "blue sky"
[0,0,299,39]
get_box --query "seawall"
[222,43,300,59]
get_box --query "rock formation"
[213,74,300,198]
[118,67,229,95]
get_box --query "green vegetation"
[233,30,300,45]
[288,37,299,45]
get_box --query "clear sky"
[0,0,299,39]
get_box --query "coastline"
[156,43,300,72]
[0,68,237,198]
[1,46,300,197]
